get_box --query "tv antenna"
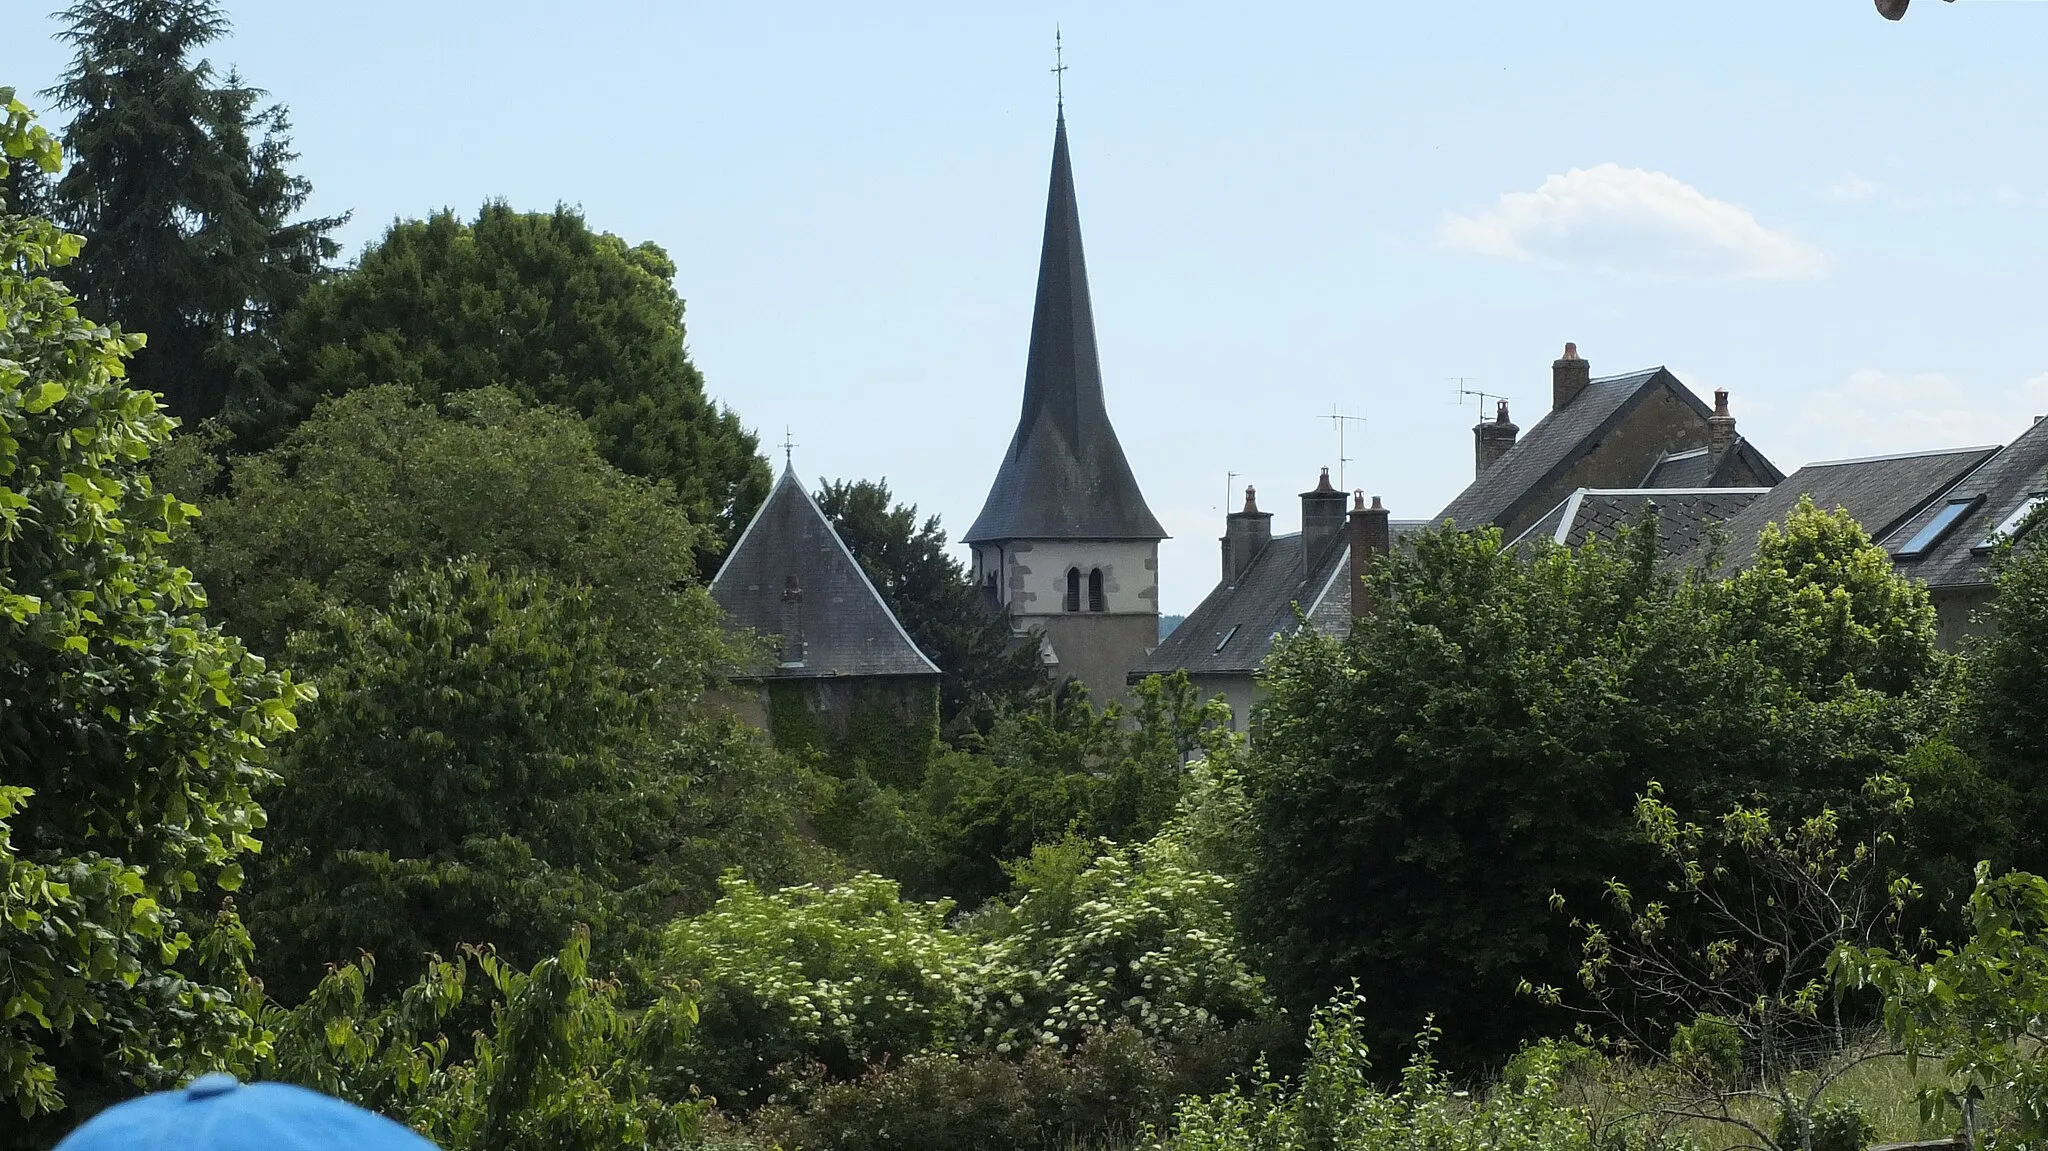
[1224,470,1239,512]
[1447,378,1511,421]
[1316,405,1368,490]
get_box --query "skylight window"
[1975,493,2048,552]
[1214,623,1241,653]
[1894,496,1980,559]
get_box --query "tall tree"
[814,478,1045,732]
[46,0,343,423]
[0,90,308,1141]
[1242,505,1952,1067]
[272,204,770,564]
[1959,505,2048,870]
[165,383,724,683]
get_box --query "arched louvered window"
[1064,567,1082,612]
[1087,568,1106,612]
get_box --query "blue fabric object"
[54,1074,442,1151]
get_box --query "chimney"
[1222,485,1273,582]
[1474,399,1519,476]
[1707,388,1738,461]
[779,574,805,666]
[1553,342,1590,410]
[1348,491,1391,623]
[1301,468,1349,571]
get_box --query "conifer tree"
[46,0,343,422]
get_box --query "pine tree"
[46,0,344,423]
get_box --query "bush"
[661,872,979,1106]
[1164,993,1590,1151]
[1775,1100,1872,1151]
[750,1024,1174,1151]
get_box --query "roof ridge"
[1802,444,2003,468]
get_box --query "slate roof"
[965,112,1165,544]
[1642,448,1714,488]
[1131,521,1428,680]
[1434,367,1783,533]
[710,467,941,680]
[1883,418,2048,588]
[1706,445,1999,573]
[1436,368,1673,530]
[1509,487,1771,555]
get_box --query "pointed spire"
[965,110,1165,543]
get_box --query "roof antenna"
[1051,27,1067,111]
[1447,378,1512,421]
[781,426,797,467]
[1316,405,1368,490]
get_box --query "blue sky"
[5,2,2045,613]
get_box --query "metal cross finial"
[1052,27,1067,108]
[781,426,797,467]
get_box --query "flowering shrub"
[662,871,980,1104]
[976,835,1272,1051]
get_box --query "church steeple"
[964,110,1165,544]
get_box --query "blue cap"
[55,1073,442,1151]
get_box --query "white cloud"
[1440,163,1829,281]
[1779,369,2048,465]
[1822,172,1881,203]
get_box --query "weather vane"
[1052,27,1067,107]
[781,426,797,467]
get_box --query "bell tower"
[964,107,1165,701]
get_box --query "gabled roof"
[1884,419,2048,588]
[1434,367,1784,533]
[1706,445,1999,573]
[710,467,940,680]
[1131,521,1428,681]
[965,112,1165,544]
[1510,487,1771,555]
[1436,368,1677,529]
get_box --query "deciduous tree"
[0,89,307,1140]
[271,204,768,563]
[814,478,1045,732]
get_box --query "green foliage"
[814,477,1045,732]
[1836,866,2048,1145]
[662,871,981,1107]
[170,383,723,680]
[923,674,1233,905]
[1244,507,1950,1066]
[245,561,670,999]
[1,89,308,1137]
[1164,995,1591,1151]
[271,203,769,560]
[47,0,344,421]
[261,928,705,1151]
[767,679,938,788]
[974,828,1272,1052]
[750,1024,1176,1151]
[1959,513,2048,873]
[1775,1099,1872,1151]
